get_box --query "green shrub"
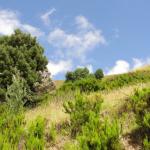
[130,88,150,148]
[78,119,123,150]
[143,137,150,150]
[75,77,101,92]
[63,94,102,137]
[94,69,104,80]
[6,71,26,114]
[130,88,150,129]
[61,77,101,93]
[64,94,123,150]
[65,67,90,82]
[65,71,76,82]
[26,116,46,150]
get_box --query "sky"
[0,0,150,79]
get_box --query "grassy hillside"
[24,66,150,149]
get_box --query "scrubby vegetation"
[0,30,150,149]
[130,88,150,149]
[64,94,123,150]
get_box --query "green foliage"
[100,70,150,91]
[0,29,48,101]
[62,69,150,93]
[64,94,123,150]
[75,77,100,92]
[6,71,26,114]
[130,88,150,148]
[0,114,25,149]
[26,116,46,150]
[94,68,104,80]
[143,137,150,150]
[130,88,150,129]
[63,94,102,136]
[65,71,75,82]
[78,119,123,150]
[65,67,89,82]
[0,73,26,149]
[61,76,101,93]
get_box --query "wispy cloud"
[41,8,56,25]
[48,15,106,62]
[0,9,44,37]
[75,15,93,30]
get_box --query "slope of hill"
[25,66,150,149]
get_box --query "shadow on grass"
[123,127,148,149]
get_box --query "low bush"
[61,77,101,93]
[78,119,123,150]
[130,88,150,149]
[64,94,123,150]
[94,69,104,80]
[63,94,102,137]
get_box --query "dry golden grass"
[54,80,64,89]
[88,82,150,115]
[25,100,68,125]
[25,90,76,126]
[134,65,150,72]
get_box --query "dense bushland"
[61,69,150,93]
[64,94,123,150]
[0,29,48,102]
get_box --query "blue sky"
[0,0,150,79]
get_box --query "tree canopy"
[0,29,48,101]
[65,67,89,82]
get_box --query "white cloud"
[41,8,56,25]
[75,15,93,30]
[106,57,150,75]
[0,10,20,35]
[0,9,44,37]
[47,60,72,76]
[107,60,130,75]
[86,64,93,73]
[48,16,106,61]
[22,24,44,37]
